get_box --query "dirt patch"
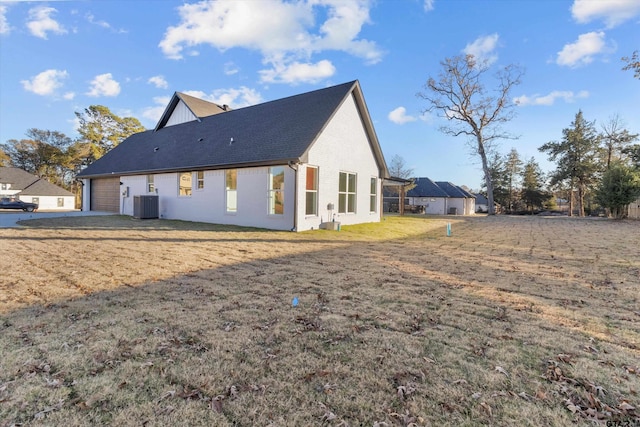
[1,215,638,426]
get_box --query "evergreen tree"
[595,163,640,218]
[539,111,601,216]
[75,105,145,165]
[521,157,551,213]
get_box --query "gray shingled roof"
[405,178,475,199]
[78,81,388,179]
[406,177,449,198]
[435,181,474,198]
[0,167,74,196]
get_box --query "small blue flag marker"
[292,297,299,307]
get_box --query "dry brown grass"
[0,215,638,426]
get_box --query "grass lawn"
[0,215,638,426]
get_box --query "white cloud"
[142,96,171,123]
[63,92,75,100]
[388,106,417,124]
[21,69,68,96]
[514,90,589,106]
[26,6,66,39]
[463,33,499,65]
[259,59,336,84]
[424,0,434,12]
[148,75,169,89]
[159,0,382,84]
[86,12,127,33]
[0,5,11,35]
[556,31,608,68]
[183,86,263,108]
[224,61,239,75]
[86,73,121,97]
[571,0,640,28]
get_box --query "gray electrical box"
[133,195,159,219]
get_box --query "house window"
[269,166,285,215]
[226,169,237,213]
[32,197,39,205]
[0,183,7,190]
[57,198,64,207]
[338,172,356,214]
[179,172,192,196]
[370,177,377,213]
[147,175,155,193]
[305,166,318,216]
[196,171,204,189]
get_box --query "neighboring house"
[0,167,75,210]
[474,193,489,213]
[405,177,475,215]
[77,81,389,231]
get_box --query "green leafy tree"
[75,105,145,164]
[2,129,72,187]
[0,148,9,166]
[417,54,524,215]
[539,111,601,217]
[520,157,551,213]
[622,144,640,169]
[595,163,640,218]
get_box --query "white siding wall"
[120,167,295,231]
[165,102,197,127]
[408,196,447,215]
[23,195,75,210]
[297,93,381,231]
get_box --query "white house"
[405,177,476,215]
[0,167,75,210]
[77,81,389,231]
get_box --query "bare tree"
[622,50,639,79]
[417,54,523,214]
[388,154,414,179]
[600,115,638,170]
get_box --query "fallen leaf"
[618,401,635,412]
[494,366,509,377]
[321,411,336,421]
[210,397,223,413]
[480,402,492,417]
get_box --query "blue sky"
[1,0,638,190]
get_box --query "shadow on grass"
[2,215,638,425]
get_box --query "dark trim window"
[370,177,377,213]
[269,166,285,215]
[305,166,318,216]
[338,171,356,214]
[196,171,204,189]
[226,169,237,213]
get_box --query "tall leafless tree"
[417,54,523,214]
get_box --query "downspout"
[288,161,299,232]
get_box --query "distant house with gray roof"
[77,81,389,231]
[0,167,75,210]
[405,177,475,215]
